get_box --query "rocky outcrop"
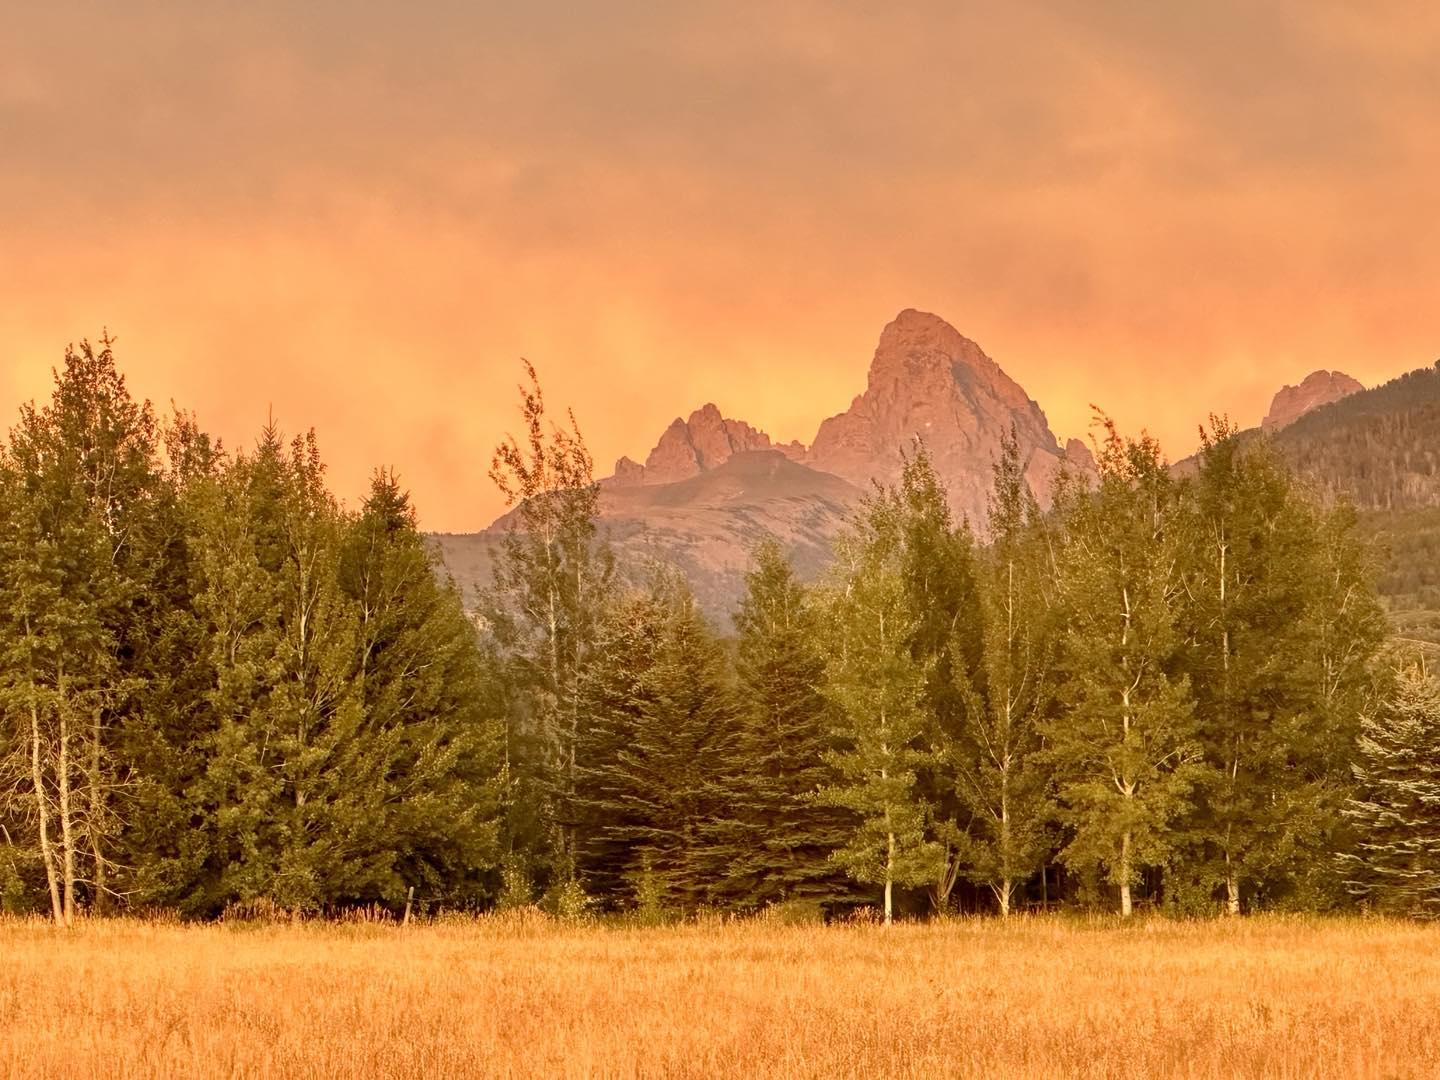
[624,404,790,485]
[1064,437,1097,473]
[1262,371,1363,432]
[607,456,646,488]
[805,308,1069,522]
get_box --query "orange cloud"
[3,2,1438,530]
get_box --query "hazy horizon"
[6,2,1438,530]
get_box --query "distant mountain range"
[599,308,1095,519]
[435,308,1437,632]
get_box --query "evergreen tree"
[331,470,504,907]
[888,444,986,910]
[572,584,667,904]
[180,430,503,913]
[1046,419,1202,916]
[817,502,941,923]
[0,337,162,922]
[590,577,739,913]
[1342,664,1440,916]
[113,407,226,908]
[724,540,853,910]
[949,428,1056,915]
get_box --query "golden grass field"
[1,913,1437,1079]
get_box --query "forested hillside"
[3,342,1436,924]
[1269,362,1440,636]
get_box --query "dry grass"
[0,912,1436,1078]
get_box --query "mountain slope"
[1265,362,1440,641]
[1271,363,1440,509]
[434,450,864,623]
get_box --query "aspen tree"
[817,502,940,923]
[1047,419,1201,916]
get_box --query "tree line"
[1,343,1436,923]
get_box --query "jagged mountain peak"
[806,309,1066,522]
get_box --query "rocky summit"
[1261,370,1364,432]
[805,308,1080,523]
[609,404,805,487]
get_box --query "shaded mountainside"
[1271,363,1440,509]
[1173,362,1440,639]
[434,450,864,624]
[1264,362,1440,643]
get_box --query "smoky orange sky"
[4,2,1439,531]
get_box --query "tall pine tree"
[1342,664,1440,917]
[589,576,739,914]
[724,540,853,910]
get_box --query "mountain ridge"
[443,312,1430,628]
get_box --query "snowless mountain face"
[607,308,1089,526]
[1261,370,1364,432]
[803,308,1089,525]
[444,309,1091,624]
[607,403,805,488]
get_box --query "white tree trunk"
[57,700,76,926]
[88,703,106,915]
[29,696,62,925]
[884,830,895,925]
[1119,830,1133,918]
[1226,874,1241,917]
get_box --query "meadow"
[0,913,1437,1078]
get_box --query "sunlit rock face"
[617,404,800,486]
[805,308,1076,522]
[1261,371,1364,432]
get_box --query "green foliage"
[947,428,1057,914]
[496,854,535,912]
[0,338,504,919]
[175,445,502,914]
[887,445,986,909]
[484,361,613,891]
[1045,419,1204,913]
[1179,420,1385,911]
[0,336,1416,922]
[585,577,740,913]
[723,540,853,909]
[816,498,943,919]
[1342,663,1440,916]
[627,853,673,925]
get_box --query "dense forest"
[1270,362,1440,626]
[2,342,1437,924]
